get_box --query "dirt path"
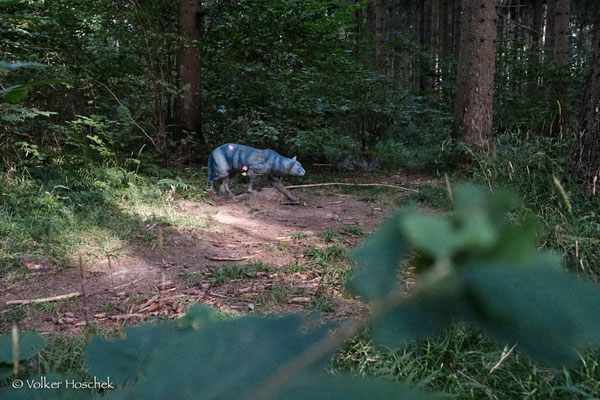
[1,172,433,334]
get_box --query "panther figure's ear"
[289,156,298,170]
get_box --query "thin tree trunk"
[440,0,451,58]
[430,0,440,104]
[546,0,556,50]
[532,0,544,45]
[375,0,389,77]
[175,0,203,163]
[366,0,376,65]
[452,0,462,55]
[573,19,600,195]
[553,0,570,67]
[452,0,497,145]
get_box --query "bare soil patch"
[0,171,432,334]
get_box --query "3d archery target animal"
[207,144,306,203]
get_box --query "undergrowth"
[334,325,600,399]
[466,131,600,278]
[0,162,207,275]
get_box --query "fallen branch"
[205,255,251,262]
[113,276,146,290]
[311,163,334,167]
[6,292,81,305]
[208,292,229,299]
[285,182,418,193]
[109,313,145,321]
[489,343,518,374]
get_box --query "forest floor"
[0,170,437,334]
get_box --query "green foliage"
[82,305,433,399]
[469,132,600,277]
[493,43,587,133]
[334,328,600,399]
[348,185,600,367]
[0,164,206,273]
[0,331,46,379]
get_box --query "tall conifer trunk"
[174,0,203,163]
[573,19,600,195]
[452,0,497,145]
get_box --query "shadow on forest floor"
[0,170,439,334]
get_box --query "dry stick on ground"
[12,324,18,377]
[285,182,419,193]
[112,276,146,290]
[6,292,82,305]
[205,255,251,262]
[78,254,91,337]
[107,254,115,290]
[489,343,518,374]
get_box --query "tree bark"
[366,0,376,64]
[174,0,203,163]
[553,0,570,67]
[452,0,462,55]
[573,19,600,195]
[440,0,451,58]
[452,0,497,145]
[375,0,389,77]
[430,0,440,104]
[546,0,556,49]
[532,0,544,45]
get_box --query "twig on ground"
[6,292,82,305]
[113,276,146,290]
[205,255,251,262]
[489,344,518,374]
[108,313,145,321]
[285,182,418,193]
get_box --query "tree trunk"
[553,0,570,67]
[440,0,451,58]
[174,0,203,163]
[414,0,425,89]
[548,0,570,136]
[366,0,376,65]
[430,0,440,104]
[452,0,462,55]
[573,19,600,195]
[375,0,389,77]
[532,0,544,45]
[452,0,497,144]
[353,0,363,56]
[546,0,556,49]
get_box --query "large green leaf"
[85,322,177,385]
[0,363,12,380]
[459,265,600,366]
[108,314,334,399]
[401,213,465,257]
[347,213,408,301]
[0,85,29,103]
[100,307,436,400]
[0,331,46,363]
[0,79,58,103]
